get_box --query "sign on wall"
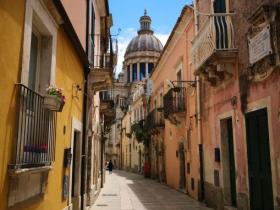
[248,24,272,65]
[146,79,153,96]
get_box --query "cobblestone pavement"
[91,170,212,210]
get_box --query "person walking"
[108,160,113,174]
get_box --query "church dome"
[125,10,163,56]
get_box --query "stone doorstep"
[224,206,237,210]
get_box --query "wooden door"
[227,118,237,206]
[245,108,273,210]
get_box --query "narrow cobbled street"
[91,170,212,210]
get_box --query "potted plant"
[43,85,65,112]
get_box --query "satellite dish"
[166,79,175,89]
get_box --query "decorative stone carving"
[247,4,280,82]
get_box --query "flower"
[46,85,66,102]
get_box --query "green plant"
[131,120,150,146]
[46,85,66,102]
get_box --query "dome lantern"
[138,9,153,35]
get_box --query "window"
[127,65,130,83]
[21,1,57,93]
[28,31,40,91]
[214,0,226,13]
[148,63,154,75]
[8,0,58,206]
[119,97,124,107]
[132,63,137,81]
[140,63,146,80]
[213,0,228,49]
[177,70,182,87]
[90,5,95,63]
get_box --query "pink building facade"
[192,0,280,209]
[149,6,198,197]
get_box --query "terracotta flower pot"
[43,95,64,112]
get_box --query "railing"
[10,84,56,170]
[192,13,235,71]
[146,109,164,130]
[146,111,155,131]
[99,90,113,101]
[163,88,186,117]
[90,34,118,70]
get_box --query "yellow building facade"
[0,0,88,209]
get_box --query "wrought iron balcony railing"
[163,88,186,118]
[192,13,236,72]
[9,84,56,170]
[146,109,165,131]
[100,91,116,127]
[90,35,118,70]
[100,90,113,101]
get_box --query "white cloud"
[154,33,169,46]
[115,28,137,76]
[114,29,170,77]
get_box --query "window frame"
[21,0,58,92]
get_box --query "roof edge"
[150,5,194,77]
[52,0,90,72]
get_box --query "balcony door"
[28,31,41,92]
[176,70,184,111]
[213,0,228,49]
[179,143,186,190]
[214,0,226,13]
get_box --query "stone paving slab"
[90,170,212,210]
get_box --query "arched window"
[132,63,137,81]
[140,63,146,80]
[148,63,154,75]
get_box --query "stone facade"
[193,0,280,209]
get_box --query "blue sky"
[108,0,192,75]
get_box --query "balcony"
[99,91,116,127]
[89,35,118,92]
[9,84,56,173]
[163,88,186,119]
[146,109,165,133]
[192,14,238,86]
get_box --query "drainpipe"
[120,121,123,169]
[194,0,205,202]
[81,67,90,210]
[81,1,90,209]
[100,114,105,188]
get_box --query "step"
[224,206,237,210]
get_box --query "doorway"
[139,149,142,173]
[179,143,186,190]
[221,118,237,207]
[245,108,273,210]
[71,130,82,210]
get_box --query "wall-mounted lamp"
[166,79,196,90]
[72,84,82,99]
